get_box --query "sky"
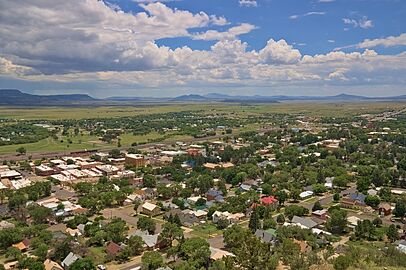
[0,0,405,98]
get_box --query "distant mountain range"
[0,89,96,106]
[1,89,406,106]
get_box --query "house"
[0,220,15,230]
[378,202,392,216]
[212,211,244,224]
[35,164,54,176]
[125,154,145,167]
[132,230,160,249]
[12,240,29,252]
[209,247,235,261]
[239,184,252,192]
[66,228,81,237]
[261,196,278,207]
[312,209,328,220]
[106,241,122,257]
[255,228,277,244]
[203,163,220,170]
[396,240,406,254]
[141,202,160,216]
[299,191,314,199]
[206,189,224,202]
[293,239,312,253]
[340,193,366,209]
[291,216,318,229]
[44,259,63,270]
[186,196,202,206]
[164,209,199,227]
[61,252,81,269]
[347,215,361,230]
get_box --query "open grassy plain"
[0,101,404,156]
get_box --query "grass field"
[0,131,195,155]
[0,102,404,155]
[0,102,404,120]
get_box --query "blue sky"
[0,0,405,97]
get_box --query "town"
[0,104,405,270]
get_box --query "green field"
[0,102,404,120]
[0,102,405,155]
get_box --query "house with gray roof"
[61,252,81,269]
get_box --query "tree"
[312,201,323,211]
[312,184,327,195]
[5,247,22,261]
[143,175,157,188]
[28,205,52,224]
[141,251,164,270]
[137,216,156,234]
[69,258,96,270]
[16,147,26,155]
[160,222,183,247]
[326,209,347,234]
[393,198,406,219]
[179,237,210,268]
[128,235,144,255]
[216,218,229,230]
[387,224,399,242]
[333,255,351,270]
[284,205,309,220]
[365,195,380,208]
[276,214,285,224]
[333,193,340,202]
[248,207,260,233]
[290,189,300,202]
[263,218,277,230]
[275,190,287,205]
[33,243,48,261]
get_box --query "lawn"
[88,246,107,265]
[191,222,222,238]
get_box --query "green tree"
[69,257,96,270]
[276,214,285,224]
[28,205,52,224]
[159,222,183,247]
[275,190,288,205]
[333,255,351,270]
[33,243,48,261]
[312,201,323,211]
[5,247,22,261]
[128,235,144,255]
[141,251,164,270]
[387,224,399,242]
[364,195,380,208]
[393,198,406,219]
[326,209,347,234]
[179,237,210,268]
[16,146,26,155]
[137,216,156,234]
[248,207,260,233]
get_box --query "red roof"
[261,196,278,205]
[106,241,121,256]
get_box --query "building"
[340,193,366,209]
[141,202,160,216]
[125,154,146,167]
[261,196,278,207]
[255,229,277,244]
[312,209,328,220]
[106,241,122,257]
[44,259,63,270]
[35,164,54,176]
[378,202,392,216]
[61,252,81,269]
[291,216,318,229]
